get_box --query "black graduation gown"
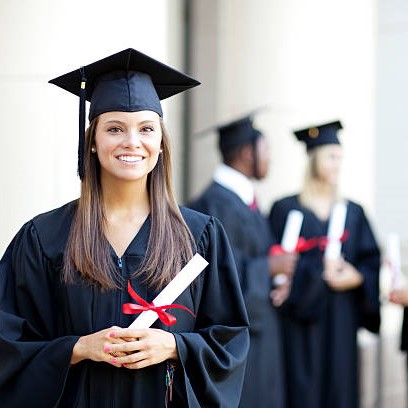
[0,201,249,408]
[268,195,380,408]
[400,308,408,370]
[189,182,285,408]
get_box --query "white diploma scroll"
[128,253,209,329]
[386,233,404,289]
[281,210,304,252]
[274,210,304,286]
[324,201,347,260]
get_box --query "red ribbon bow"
[122,281,196,327]
[269,230,349,256]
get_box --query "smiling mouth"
[118,155,144,163]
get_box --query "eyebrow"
[139,120,160,125]
[102,119,160,126]
[103,120,125,125]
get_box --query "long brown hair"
[62,117,195,290]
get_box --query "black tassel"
[78,66,87,179]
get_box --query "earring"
[159,149,163,153]
[91,147,96,153]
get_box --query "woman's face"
[314,144,343,186]
[94,110,162,184]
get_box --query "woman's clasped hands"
[71,326,178,369]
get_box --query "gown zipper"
[112,256,123,408]
[117,255,174,406]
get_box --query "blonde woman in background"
[268,121,381,408]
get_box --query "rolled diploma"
[386,233,403,289]
[281,210,304,252]
[129,253,209,329]
[324,201,347,260]
[274,210,304,286]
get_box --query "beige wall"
[2,1,406,285]
[376,1,408,405]
[189,0,378,219]
[2,0,393,251]
[376,0,408,243]
[1,0,408,405]
[188,1,407,405]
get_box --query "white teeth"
[118,156,143,163]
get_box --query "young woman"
[0,48,249,408]
[268,121,380,408]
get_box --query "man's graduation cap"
[49,48,200,179]
[294,120,343,151]
[217,115,263,157]
[197,106,268,155]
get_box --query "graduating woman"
[0,49,249,408]
[268,121,380,408]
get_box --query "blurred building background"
[0,0,407,406]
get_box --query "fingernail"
[103,346,111,353]
[110,358,118,364]
[109,332,116,338]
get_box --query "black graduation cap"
[293,120,343,151]
[49,48,200,179]
[196,106,269,155]
[217,115,263,157]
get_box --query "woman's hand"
[106,328,178,369]
[71,326,178,369]
[71,326,125,365]
[390,288,408,306]
[323,258,364,292]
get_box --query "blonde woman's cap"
[294,120,342,151]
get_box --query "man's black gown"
[0,201,250,408]
[269,195,381,408]
[189,182,285,408]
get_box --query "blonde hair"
[63,117,195,290]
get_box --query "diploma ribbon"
[122,281,195,327]
[269,230,349,256]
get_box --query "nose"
[124,127,142,148]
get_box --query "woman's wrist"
[71,336,86,365]
[167,333,179,361]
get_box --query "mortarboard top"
[294,120,343,151]
[196,106,268,156]
[49,48,200,119]
[217,115,263,156]
[49,48,200,179]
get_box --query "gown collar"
[213,164,255,206]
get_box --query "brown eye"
[141,126,154,133]
[107,127,122,133]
